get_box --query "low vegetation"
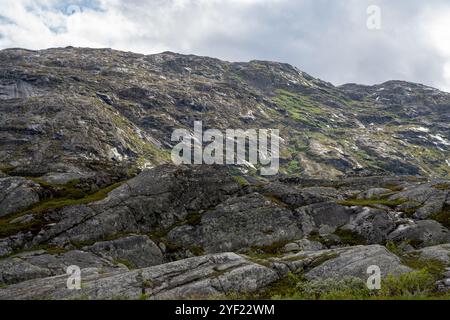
[338,198,406,209]
[0,181,123,238]
[229,269,449,300]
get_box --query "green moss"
[0,165,15,175]
[189,246,205,256]
[114,258,135,270]
[138,293,149,300]
[142,279,153,287]
[287,160,301,173]
[432,183,450,190]
[25,181,123,214]
[233,175,249,186]
[251,240,291,255]
[338,198,406,208]
[430,206,450,228]
[164,241,183,253]
[271,89,324,126]
[185,212,203,226]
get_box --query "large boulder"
[412,243,450,266]
[0,249,119,285]
[305,245,411,280]
[340,207,396,244]
[387,220,450,248]
[389,185,448,219]
[0,177,42,217]
[0,252,279,300]
[295,202,358,235]
[30,165,241,248]
[84,235,164,268]
[167,193,302,253]
[270,245,411,280]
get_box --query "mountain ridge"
[0,46,449,182]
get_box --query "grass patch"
[233,175,249,186]
[185,212,203,226]
[227,269,448,300]
[430,206,450,228]
[189,246,205,256]
[338,198,406,209]
[24,181,123,214]
[114,258,135,270]
[432,183,450,190]
[401,254,446,277]
[273,270,447,300]
[248,240,292,259]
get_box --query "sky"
[1,0,450,92]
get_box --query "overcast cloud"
[1,0,450,92]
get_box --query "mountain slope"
[0,47,449,181]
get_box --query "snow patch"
[108,147,125,161]
[430,134,450,146]
[409,126,429,133]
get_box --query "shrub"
[290,276,372,300]
[379,269,436,298]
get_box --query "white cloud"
[0,0,450,92]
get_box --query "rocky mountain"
[0,47,449,181]
[0,47,449,299]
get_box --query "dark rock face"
[341,207,396,244]
[30,165,241,248]
[296,202,357,235]
[83,235,164,269]
[0,164,448,299]
[0,249,121,286]
[0,177,42,217]
[168,193,302,253]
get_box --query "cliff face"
[1,47,449,182]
